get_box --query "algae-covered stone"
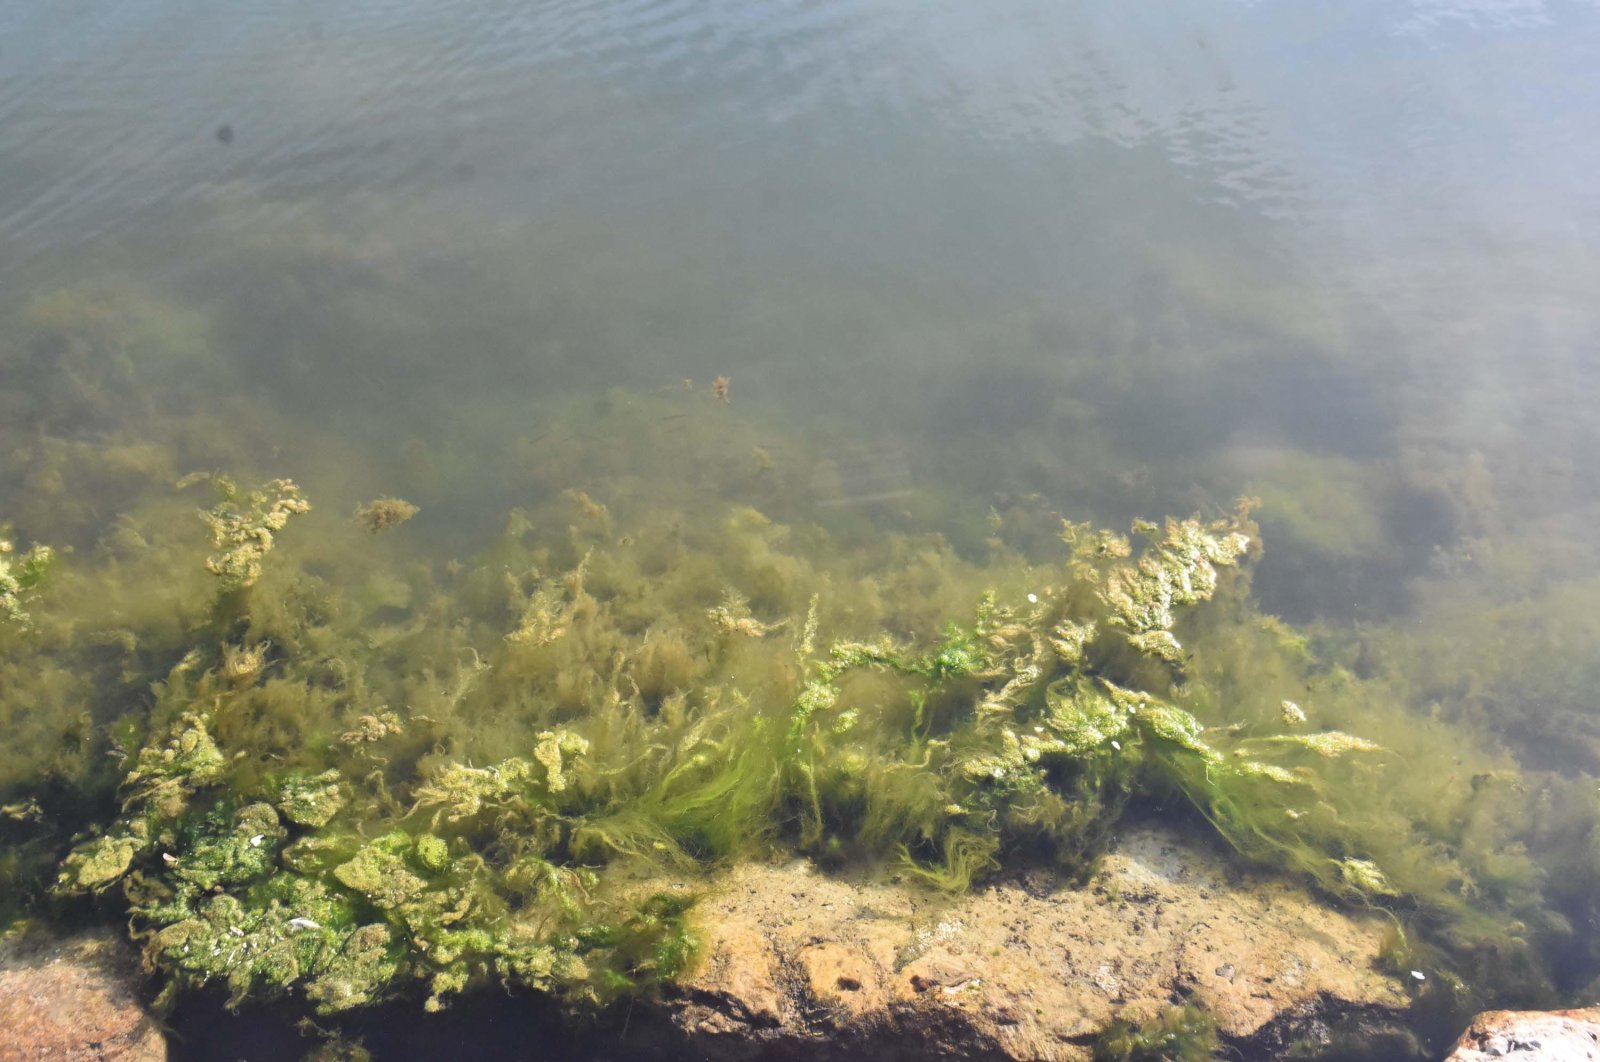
[666,826,1408,1061]
[414,834,450,872]
[305,925,399,1012]
[59,835,142,891]
[332,835,427,910]
[124,714,227,819]
[278,770,347,827]
[1042,678,1132,756]
[282,834,361,875]
[171,803,284,891]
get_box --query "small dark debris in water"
[215,123,234,144]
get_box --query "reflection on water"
[4,0,1600,1057]
[4,0,1596,511]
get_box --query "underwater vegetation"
[353,498,419,535]
[7,464,1550,1022]
[2,278,1599,1051]
[0,535,52,627]
[1094,1004,1220,1062]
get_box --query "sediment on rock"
[0,928,166,1061]
[1444,1006,1600,1062]
[0,827,1412,1062]
[662,825,1409,1061]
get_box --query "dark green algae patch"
[4,291,1600,1053]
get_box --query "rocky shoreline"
[6,825,1593,1061]
[663,825,1407,1060]
[0,929,166,1062]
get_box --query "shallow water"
[4,1,1600,1058]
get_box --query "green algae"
[0,535,52,628]
[28,471,1484,1017]
[279,772,348,829]
[1094,1004,1220,1062]
[0,272,1596,1031]
[194,475,312,591]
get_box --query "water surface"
[4,1,1600,1057]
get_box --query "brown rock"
[1445,1006,1600,1062]
[666,826,1407,1060]
[0,929,166,1062]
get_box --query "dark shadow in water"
[166,985,698,1062]
[1245,351,1397,460]
[1250,530,1411,625]
[1253,480,1459,625]
[1093,350,1397,466]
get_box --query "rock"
[665,825,1408,1060]
[0,928,166,1061]
[1445,1006,1600,1062]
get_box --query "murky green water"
[4,2,1600,1058]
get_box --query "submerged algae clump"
[62,707,695,1014]
[279,771,347,828]
[0,535,53,628]
[195,476,311,591]
[1095,1004,1220,1062]
[353,497,418,534]
[1096,515,1252,663]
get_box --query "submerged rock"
[1444,1006,1600,1061]
[0,929,166,1060]
[665,826,1407,1060]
